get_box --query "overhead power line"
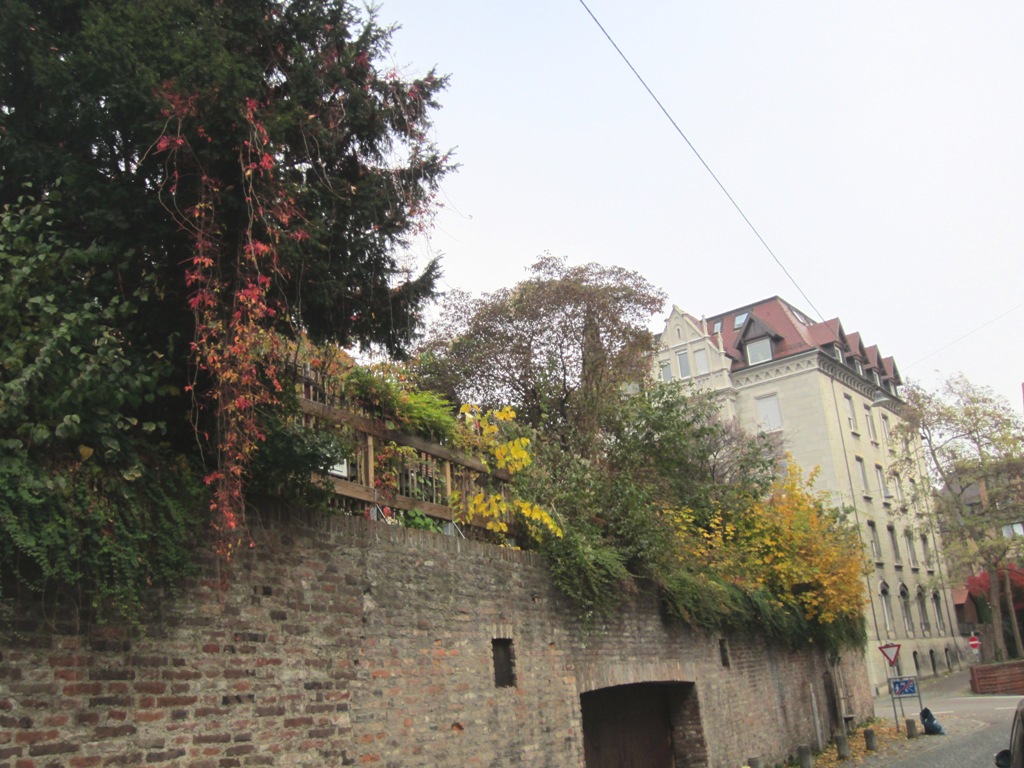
[576,0,826,323]
[577,1,1024,376]
[904,300,1024,371]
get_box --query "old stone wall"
[0,511,873,768]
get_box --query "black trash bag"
[920,707,945,735]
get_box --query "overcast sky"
[379,0,1024,411]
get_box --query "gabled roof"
[845,332,868,361]
[882,357,903,385]
[691,296,902,386]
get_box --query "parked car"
[995,699,1024,768]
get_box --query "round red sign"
[969,635,980,649]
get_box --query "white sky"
[380,0,1024,411]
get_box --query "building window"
[899,584,914,634]
[905,530,919,567]
[491,638,516,688]
[873,370,882,386]
[733,312,748,329]
[864,407,877,442]
[1002,522,1024,538]
[888,525,901,564]
[867,521,882,560]
[892,473,904,505]
[921,535,933,569]
[676,326,682,339]
[677,352,691,379]
[660,363,671,382]
[712,320,722,334]
[693,348,710,376]
[876,465,890,501]
[856,457,870,494]
[880,582,894,633]
[845,395,858,432]
[854,359,864,376]
[746,337,772,365]
[932,593,946,634]
[755,394,783,432]
[834,345,844,361]
[881,415,891,448]
[917,588,931,633]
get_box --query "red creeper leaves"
[156,85,301,558]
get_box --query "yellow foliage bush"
[671,461,868,625]
[451,405,562,541]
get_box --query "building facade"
[655,297,965,692]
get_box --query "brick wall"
[970,660,1024,694]
[0,511,872,768]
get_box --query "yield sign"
[879,642,901,667]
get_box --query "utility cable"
[904,300,1024,370]
[576,0,826,323]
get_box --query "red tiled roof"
[846,332,867,360]
[700,296,900,381]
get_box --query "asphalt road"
[860,669,1020,768]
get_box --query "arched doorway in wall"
[581,682,704,768]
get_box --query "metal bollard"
[864,728,877,751]
[905,718,919,738]
[798,744,813,768]
[835,733,850,760]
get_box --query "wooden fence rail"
[295,369,509,533]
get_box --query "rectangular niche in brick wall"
[492,637,516,688]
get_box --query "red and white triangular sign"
[879,643,901,667]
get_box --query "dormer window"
[873,371,881,386]
[833,345,843,361]
[854,359,864,376]
[746,337,772,365]
[733,312,748,329]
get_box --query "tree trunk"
[1005,567,1024,659]
[989,561,1009,661]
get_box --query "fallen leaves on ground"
[813,721,915,768]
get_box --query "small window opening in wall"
[492,638,516,688]
[719,638,731,668]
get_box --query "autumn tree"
[417,254,665,455]
[670,462,868,638]
[895,374,1024,660]
[510,380,866,650]
[0,0,451,614]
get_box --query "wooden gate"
[581,683,675,768]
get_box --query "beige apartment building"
[655,296,965,692]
